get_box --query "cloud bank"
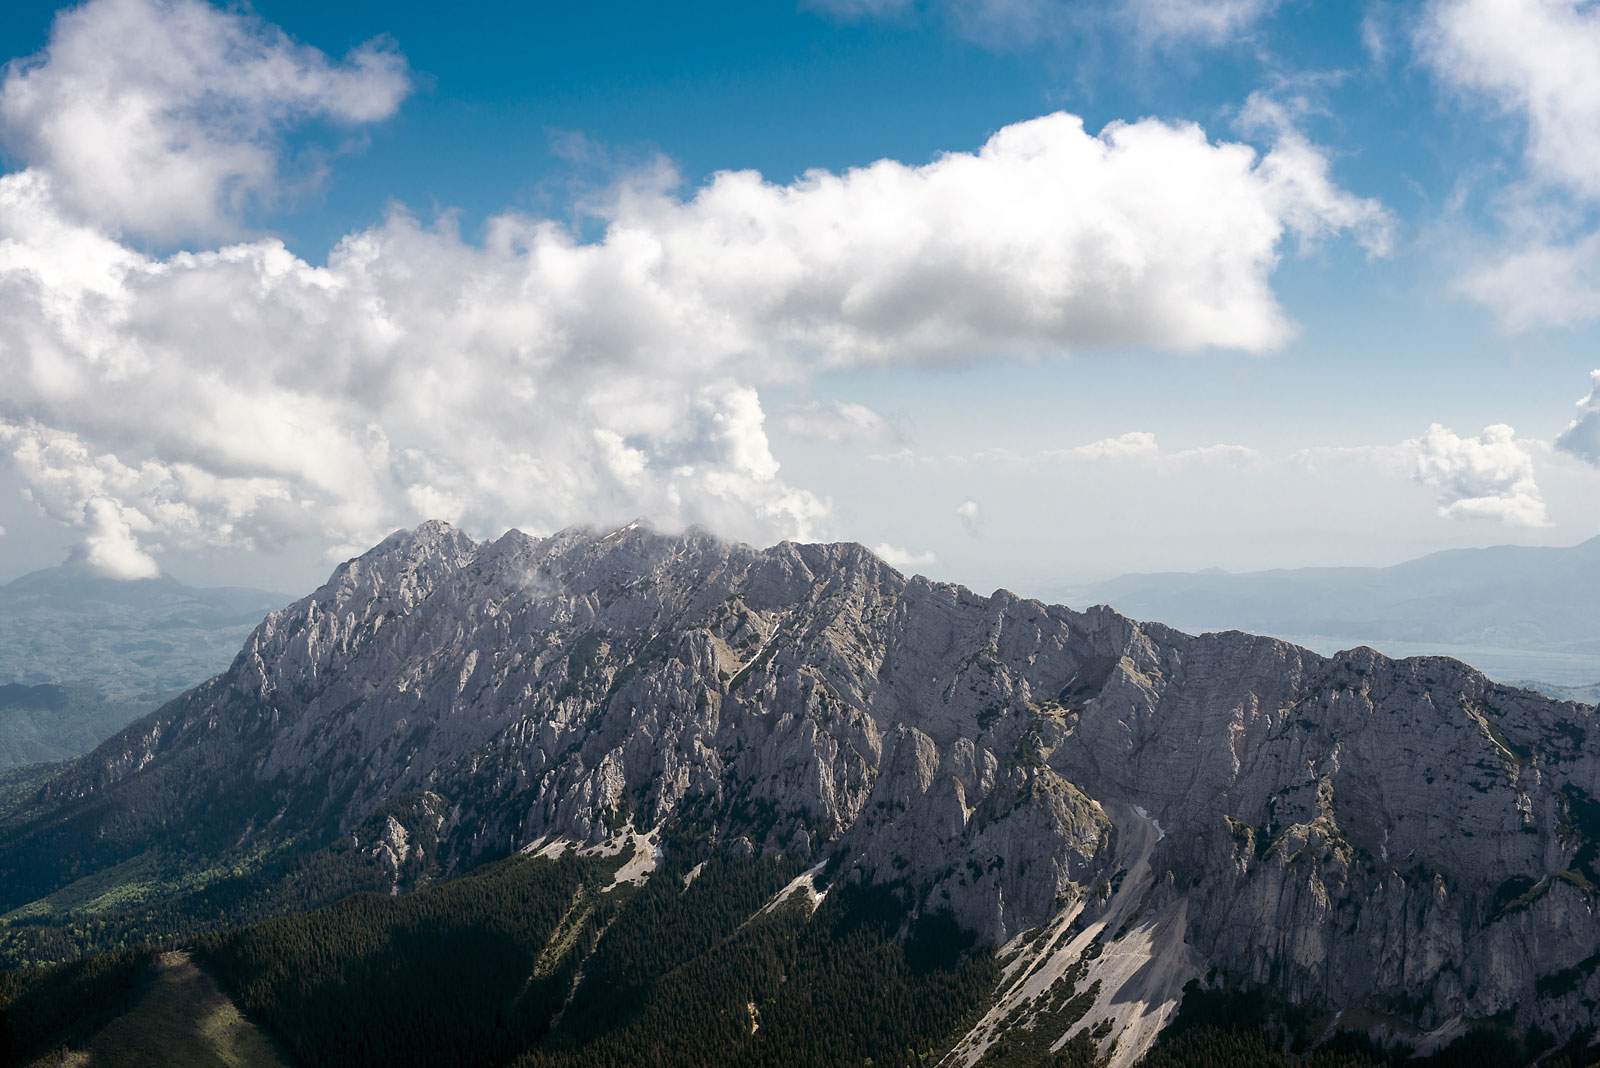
[0,0,1387,576]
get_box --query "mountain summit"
[4,522,1599,1063]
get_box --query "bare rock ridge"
[9,520,1600,1061]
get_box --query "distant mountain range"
[1060,535,1600,689]
[0,561,287,769]
[1516,679,1600,705]
[5,523,1600,1065]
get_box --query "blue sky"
[0,0,1597,596]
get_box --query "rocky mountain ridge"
[6,520,1600,1063]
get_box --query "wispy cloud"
[1418,0,1600,328]
[875,431,1265,470]
[780,401,899,445]
[1123,0,1280,47]
[806,0,1281,49]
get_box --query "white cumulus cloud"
[0,0,410,242]
[605,111,1388,364]
[76,497,161,579]
[1412,423,1549,527]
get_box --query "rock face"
[9,521,1600,1060]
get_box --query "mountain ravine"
[5,520,1600,1063]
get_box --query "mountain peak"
[349,520,479,572]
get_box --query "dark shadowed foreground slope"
[2,522,1599,1065]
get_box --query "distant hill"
[1062,536,1600,687]
[0,682,158,770]
[0,561,287,769]
[1516,679,1600,705]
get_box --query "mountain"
[0,947,285,1068]
[1518,680,1600,706]
[0,560,287,769]
[1060,536,1600,686]
[0,682,148,770]
[3,522,1600,1066]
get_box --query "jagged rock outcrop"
[6,520,1600,1061]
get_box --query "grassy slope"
[15,951,286,1068]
